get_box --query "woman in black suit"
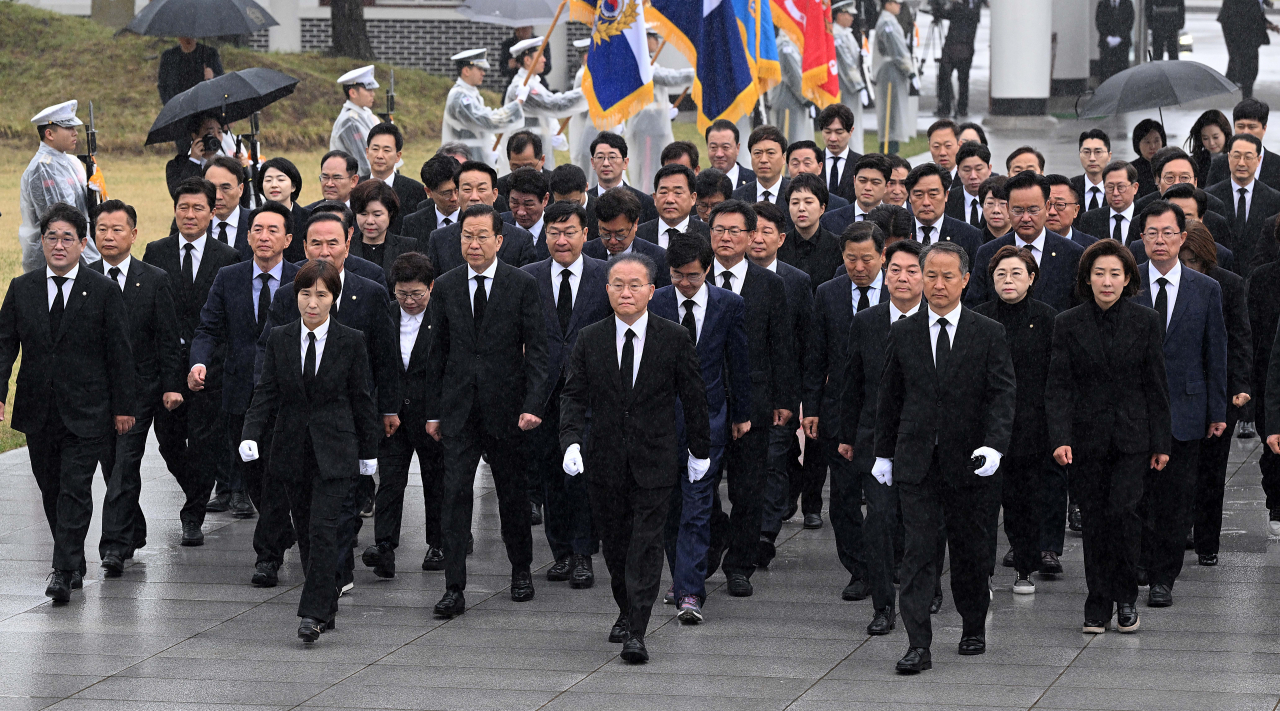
[255,157,310,263]
[240,260,381,643]
[1045,239,1171,635]
[973,245,1057,595]
[349,180,423,288]
[1181,222,1252,565]
[1130,119,1166,198]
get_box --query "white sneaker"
[1270,519,1280,538]
[340,581,354,596]
[1012,575,1035,595]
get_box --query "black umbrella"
[1075,60,1237,119]
[126,0,277,38]
[146,68,299,145]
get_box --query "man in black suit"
[1157,184,1235,254]
[306,201,390,286]
[821,154,893,236]
[1044,174,1100,247]
[583,188,672,288]
[1206,100,1280,190]
[426,161,537,272]
[1135,147,1228,215]
[144,178,243,541]
[551,164,597,238]
[1251,255,1280,537]
[786,141,850,211]
[424,204,549,617]
[1072,129,1114,217]
[777,173,843,291]
[1218,2,1277,99]
[817,104,863,204]
[1080,160,1142,244]
[838,238,925,634]
[522,202,611,589]
[364,123,424,234]
[1096,0,1135,81]
[694,169,735,225]
[306,150,361,212]
[707,200,797,596]
[190,201,302,584]
[732,125,790,210]
[1208,133,1280,276]
[926,120,961,181]
[945,142,991,229]
[967,172,1085,312]
[588,132,658,223]
[347,180,423,287]
[88,201,184,576]
[907,163,982,266]
[640,164,711,249]
[203,155,254,261]
[0,203,137,602]
[705,118,756,188]
[875,240,1016,672]
[560,252,710,663]
[934,0,982,117]
[498,130,553,195]
[401,155,460,245]
[505,167,551,259]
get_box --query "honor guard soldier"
[505,37,588,170]
[21,101,100,273]
[442,48,526,164]
[330,66,386,177]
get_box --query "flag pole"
[882,81,892,154]
[493,0,571,151]
[651,36,668,65]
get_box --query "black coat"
[945,186,985,229]
[838,301,907,471]
[1219,0,1271,48]
[636,217,711,247]
[0,267,136,438]
[582,237,672,288]
[1096,0,1135,52]
[559,313,709,488]
[158,42,223,104]
[973,297,1057,457]
[390,300,433,429]
[1251,260,1280,435]
[389,173,426,234]
[426,220,537,274]
[1131,157,1159,199]
[347,232,424,289]
[1207,149,1280,193]
[923,216,984,268]
[521,255,613,406]
[424,260,549,439]
[1209,265,1252,399]
[165,155,205,199]
[589,184,659,225]
[87,258,185,403]
[938,0,983,63]
[1080,205,1142,244]
[242,319,380,481]
[1207,178,1280,276]
[965,231,1085,313]
[714,262,798,426]
[283,203,311,264]
[732,179,791,209]
[775,261,815,402]
[778,227,844,292]
[805,275,889,441]
[1146,0,1185,31]
[400,204,450,247]
[819,149,864,203]
[496,168,554,198]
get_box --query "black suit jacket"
[424,260,549,439]
[1080,205,1142,244]
[1250,260,1280,434]
[426,221,537,274]
[838,301,906,471]
[0,267,136,438]
[589,184,659,224]
[637,217,711,247]
[522,255,613,406]
[806,276,889,442]
[1045,298,1171,458]
[347,233,424,289]
[775,261,815,401]
[292,254,384,287]
[209,209,254,262]
[1062,227,1099,248]
[778,227,844,292]
[143,234,244,390]
[973,298,1057,458]
[581,237,672,288]
[965,231,1085,312]
[945,186,985,229]
[1207,149,1280,192]
[496,168,553,198]
[1220,0,1271,47]
[819,149,864,203]
[165,155,204,198]
[925,215,984,267]
[732,164,756,188]
[559,313,709,488]
[1128,238,1236,275]
[1070,174,1110,218]
[390,173,426,234]
[1208,178,1280,275]
[732,178,790,207]
[242,319,380,480]
[1210,265,1251,399]
[716,262,798,426]
[401,204,451,247]
[874,306,1016,485]
[391,300,434,429]
[87,258,184,404]
[1096,0,1135,52]
[283,203,311,264]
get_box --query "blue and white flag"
[732,0,780,92]
[649,0,759,130]
[570,0,654,126]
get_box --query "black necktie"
[1089,187,1101,212]
[681,299,698,345]
[557,269,573,334]
[1237,187,1249,235]
[935,316,950,371]
[442,216,452,227]
[182,243,195,285]
[1154,276,1169,338]
[473,275,487,326]
[303,331,317,397]
[1112,215,1124,242]
[829,157,841,194]
[49,275,67,336]
[666,227,681,246]
[257,273,272,333]
[897,313,906,321]
[762,190,773,204]
[108,266,122,289]
[857,286,871,312]
[217,222,229,245]
[720,270,733,291]
[969,200,980,227]
[920,225,933,245]
[621,328,635,392]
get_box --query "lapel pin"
[1051,252,1056,257]
[82,292,87,296]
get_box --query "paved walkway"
[0,429,1272,710]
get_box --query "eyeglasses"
[606,281,652,293]
[1047,200,1077,211]
[1104,182,1132,193]
[1230,151,1260,161]
[670,270,706,284]
[395,289,429,302]
[461,233,495,244]
[1143,228,1182,240]
[592,153,624,163]
[1079,148,1110,158]
[42,232,79,246]
[711,226,748,237]
[599,228,632,241]
[1008,206,1043,217]
[319,173,352,184]
[546,227,581,240]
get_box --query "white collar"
[725,164,741,183]
[686,282,709,308]
[252,258,284,281]
[529,217,545,237]
[830,145,852,162]
[928,303,962,326]
[1085,174,1105,190]
[890,299,921,321]
[103,255,132,277]
[436,206,457,225]
[1233,177,1256,193]
[661,214,691,232]
[467,259,499,281]
[46,263,79,282]
[554,254,584,278]
[180,233,208,252]
[761,258,778,272]
[400,306,425,323]
[304,315,331,340]
[714,256,750,281]
[217,205,240,228]
[615,310,648,337]
[856,271,885,291]
[1015,228,1047,253]
[377,171,397,188]
[1149,257,1182,286]
[757,175,782,194]
[1111,202,1135,221]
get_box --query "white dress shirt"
[1015,229,1048,265]
[915,217,943,244]
[657,215,691,249]
[756,177,783,204]
[436,207,457,228]
[615,310,649,383]
[928,304,962,366]
[1108,203,1135,241]
[1147,259,1182,328]
[965,191,983,223]
[681,282,709,341]
[1232,178,1256,222]
[889,300,921,323]
[553,255,584,307]
[399,307,425,370]
[180,234,208,277]
[593,177,628,197]
[528,217,546,242]
[46,264,78,309]
[466,259,499,313]
[761,258,778,273]
[827,146,853,185]
[725,164,741,186]
[852,271,884,312]
[712,258,749,295]
[1084,175,1105,211]
[853,203,872,221]
[213,206,241,250]
[301,316,331,370]
[380,171,397,188]
[103,255,131,291]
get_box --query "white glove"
[807,105,817,119]
[239,440,259,462]
[1106,36,1122,48]
[359,459,377,476]
[562,443,584,476]
[872,457,893,486]
[972,447,1002,477]
[551,133,569,152]
[516,83,532,102]
[668,106,680,120]
[687,455,711,482]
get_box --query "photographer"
[166,114,226,199]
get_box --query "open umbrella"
[1075,60,1237,119]
[126,0,277,38]
[455,0,561,27]
[146,67,298,145]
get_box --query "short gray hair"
[920,240,970,275]
[436,141,471,160]
[608,253,656,284]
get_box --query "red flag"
[769,0,840,107]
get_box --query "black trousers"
[284,439,348,621]
[153,386,223,526]
[1150,28,1179,60]
[527,388,595,560]
[374,421,444,550]
[862,470,899,611]
[1193,409,1239,556]
[440,408,533,591]
[27,406,110,575]
[1224,35,1262,99]
[1257,393,1280,512]
[589,467,673,640]
[225,412,295,567]
[790,434,827,517]
[898,457,994,649]
[1039,460,1069,555]
[936,56,973,115]
[712,426,767,578]
[1071,447,1146,621]
[1001,454,1046,576]
[99,405,155,558]
[826,439,865,580]
[1140,437,1199,588]
[1099,45,1130,82]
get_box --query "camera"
[199,133,222,154]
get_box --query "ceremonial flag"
[770,0,840,107]
[732,0,780,92]
[649,0,759,130]
[570,0,654,127]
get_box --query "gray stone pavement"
[0,426,1273,710]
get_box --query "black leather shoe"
[1147,583,1173,607]
[251,561,279,588]
[71,571,83,589]
[621,635,648,663]
[895,647,931,673]
[783,500,798,522]
[422,546,444,571]
[434,590,465,617]
[1136,567,1149,587]
[101,553,123,578]
[726,573,753,597]
[181,521,204,547]
[867,606,895,635]
[206,491,231,513]
[1082,618,1107,634]
[1116,603,1139,632]
[546,557,572,582]
[570,555,594,589]
[1039,551,1063,575]
[359,496,375,518]
[530,502,543,526]
[842,578,870,601]
[958,635,986,655]
[362,543,395,578]
[756,536,776,569]
[803,513,823,529]
[45,571,72,603]
[1199,553,1218,566]
[230,491,256,519]
[298,617,323,643]
[930,593,944,614]
[608,614,629,643]
[511,571,535,602]
[1002,549,1015,567]
[1067,503,1082,532]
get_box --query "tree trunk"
[330,0,375,60]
